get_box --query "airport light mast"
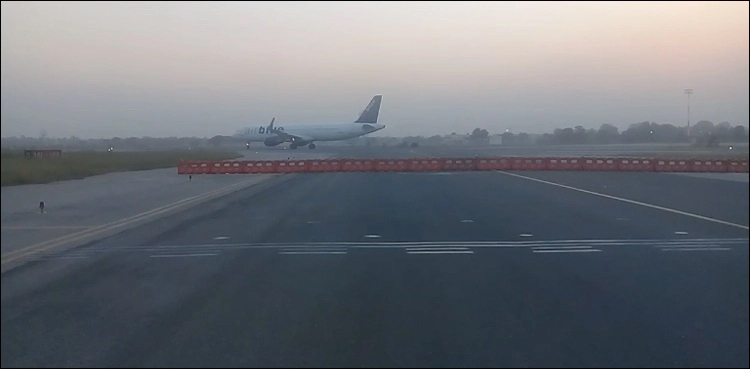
[684,88,694,137]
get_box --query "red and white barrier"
[547,158,583,171]
[727,160,749,173]
[690,160,726,172]
[618,158,654,172]
[511,158,547,170]
[582,158,617,171]
[477,158,511,171]
[277,160,308,173]
[308,159,341,173]
[340,159,374,172]
[654,159,690,172]
[375,159,409,172]
[443,158,476,171]
[179,156,748,175]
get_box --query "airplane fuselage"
[232,95,385,148]
[236,123,385,143]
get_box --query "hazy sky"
[2,1,748,138]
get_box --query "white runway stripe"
[405,247,470,251]
[496,171,749,230]
[149,253,218,258]
[660,248,731,252]
[32,256,90,260]
[26,238,744,260]
[531,246,593,250]
[106,237,749,251]
[407,250,474,254]
[533,249,602,253]
[279,251,347,255]
[656,244,723,248]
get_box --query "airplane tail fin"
[354,95,382,124]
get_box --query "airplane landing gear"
[308,143,316,149]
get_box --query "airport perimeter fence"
[177,157,749,175]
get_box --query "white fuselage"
[232,95,385,147]
[235,122,386,143]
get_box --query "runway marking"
[150,253,218,258]
[2,178,266,265]
[406,247,470,251]
[407,250,474,254]
[519,233,534,237]
[532,246,593,250]
[109,238,750,251]
[306,221,321,224]
[364,234,382,238]
[674,231,689,235]
[460,220,474,223]
[213,236,230,240]
[656,244,723,248]
[279,251,347,255]
[27,238,746,259]
[32,256,90,260]
[496,171,750,230]
[1,226,95,230]
[660,248,731,252]
[281,248,347,252]
[533,249,602,253]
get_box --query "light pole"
[684,88,694,136]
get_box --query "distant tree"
[650,123,683,143]
[470,128,489,144]
[208,135,224,148]
[706,134,720,147]
[732,125,747,142]
[692,120,714,137]
[553,127,575,144]
[573,125,588,144]
[621,121,652,143]
[427,135,444,145]
[597,124,619,144]
[585,128,597,143]
[517,132,530,144]
[536,133,554,145]
[715,121,732,140]
[501,131,515,145]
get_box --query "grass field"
[1,149,241,187]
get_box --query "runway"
[2,146,748,367]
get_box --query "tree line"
[524,121,747,146]
[1,135,214,151]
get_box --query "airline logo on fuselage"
[245,125,285,135]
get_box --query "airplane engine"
[264,136,285,146]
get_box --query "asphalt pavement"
[2,146,748,368]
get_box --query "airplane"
[233,95,385,149]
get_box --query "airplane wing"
[271,129,313,143]
[268,120,313,143]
